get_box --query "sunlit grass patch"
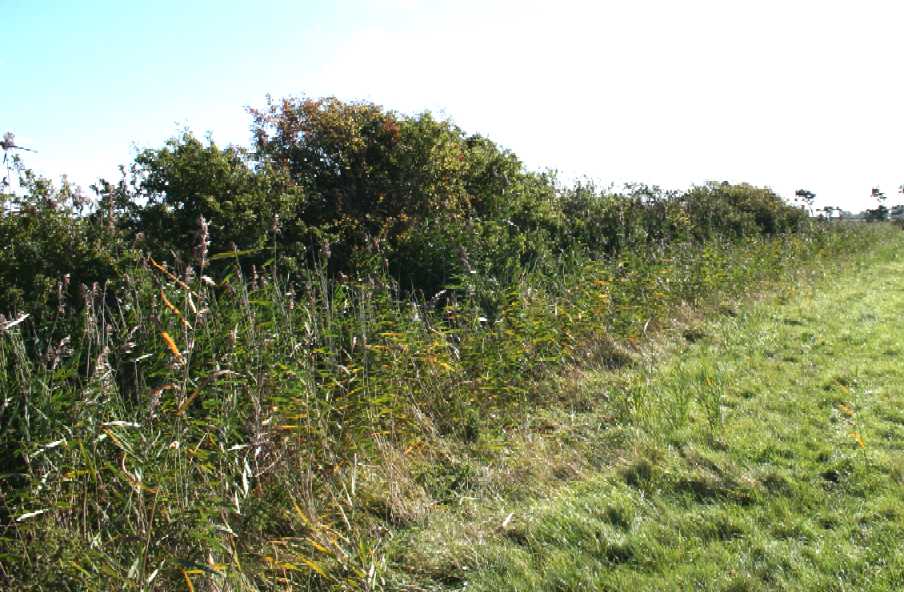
[387,228,904,591]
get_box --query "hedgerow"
[0,96,875,590]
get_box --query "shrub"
[131,132,304,270]
[0,167,136,321]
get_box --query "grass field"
[4,226,898,590]
[387,232,904,591]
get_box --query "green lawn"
[388,237,904,591]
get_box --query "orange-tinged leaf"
[160,331,183,361]
[181,570,195,592]
[149,256,195,293]
[160,289,191,328]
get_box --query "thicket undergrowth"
[0,95,890,590]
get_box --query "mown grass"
[387,228,904,591]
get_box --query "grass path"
[391,238,904,591]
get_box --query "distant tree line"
[794,186,904,222]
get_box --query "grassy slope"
[388,234,904,591]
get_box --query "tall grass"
[0,219,885,590]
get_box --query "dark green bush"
[248,96,559,293]
[131,132,304,269]
[0,94,884,591]
[0,168,136,321]
[106,96,810,302]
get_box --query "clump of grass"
[2,91,895,589]
[0,209,892,588]
[388,225,904,591]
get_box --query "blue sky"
[4,0,903,211]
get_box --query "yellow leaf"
[307,538,332,555]
[181,570,195,592]
[298,556,329,579]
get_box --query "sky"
[4,0,903,212]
